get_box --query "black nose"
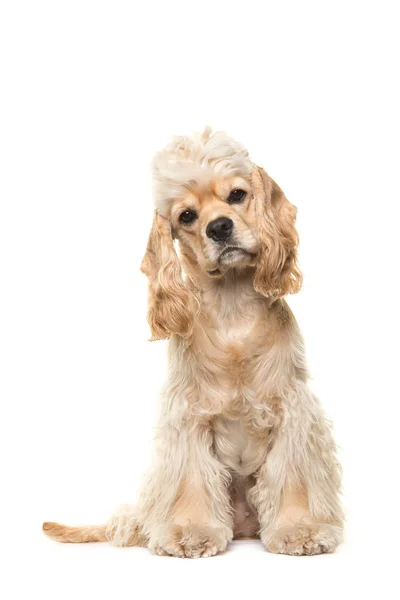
[206,217,233,242]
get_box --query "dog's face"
[141,129,302,340]
[169,173,258,276]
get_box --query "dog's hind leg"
[106,504,148,547]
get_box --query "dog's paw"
[106,506,147,547]
[264,523,343,556]
[151,523,231,558]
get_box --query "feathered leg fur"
[108,417,233,557]
[249,381,343,555]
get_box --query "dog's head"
[141,128,302,339]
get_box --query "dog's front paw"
[150,523,232,558]
[264,523,343,556]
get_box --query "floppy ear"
[252,166,302,298]
[140,211,193,340]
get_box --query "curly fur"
[252,167,303,298]
[43,128,344,558]
[140,212,195,340]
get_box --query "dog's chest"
[198,296,278,473]
[212,415,269,475]
[198,309,266,399]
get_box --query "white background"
[1,1,399,598]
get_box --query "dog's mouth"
[207,247,255,276]
[220,246,246,256]
[219,246,252,262]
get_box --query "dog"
[43,128,344,557]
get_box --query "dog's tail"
[42,521,107,543]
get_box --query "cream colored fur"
[43,129,344,557]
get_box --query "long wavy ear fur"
[252,166,302,298]
[140,211,193,340]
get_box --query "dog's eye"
[179,209,198,224]
[227,189,247,204]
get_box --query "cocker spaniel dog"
[43,128,343,557]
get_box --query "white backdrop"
[1,1,399,598]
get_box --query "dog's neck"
[198,267,256,295]
[185,266,265,321]
[178,241,271,324]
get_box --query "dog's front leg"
[249,381,344,555]
[138,418,233,558]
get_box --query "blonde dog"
[43,128,343,557]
